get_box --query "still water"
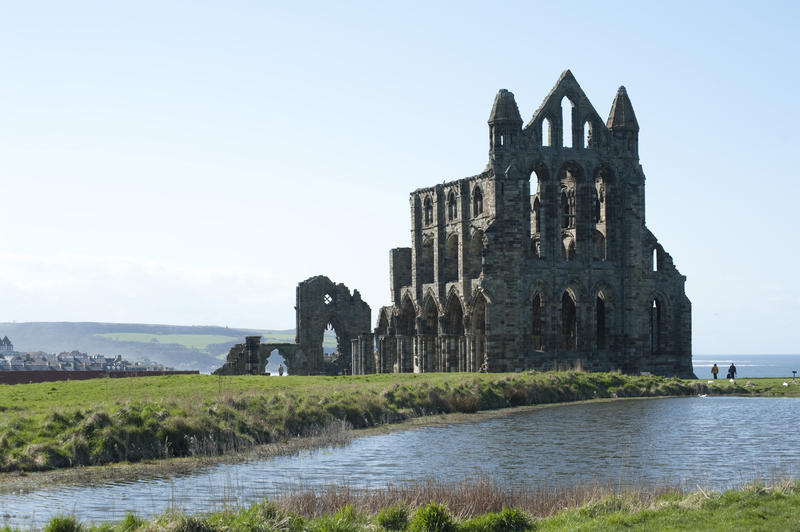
[2,396,799,527]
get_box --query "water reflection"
[2,397,798,527]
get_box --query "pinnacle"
[488,89,523,124]
[606,85,639,131]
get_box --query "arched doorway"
[375,312,393,374]
[444,294,466,371]
[650,297,667,356]
[596,293,607,350]
[472,294,487,371]
[396,296,416,373]
[532,293,543,351]
[265,348,288,376]
[561,290,577,351]
[419,296,438,372]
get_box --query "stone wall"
[214,276,372,376]
[372,71,693,378]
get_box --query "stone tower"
[363,71,692,378]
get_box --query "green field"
[3,372,796,474]
[94,331,337,351]
[93,333,240,351]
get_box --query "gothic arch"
[650,291,672,356]
[467,229,485,278]
[423,196,433,225]
[294,275,372,375]
[447,190,458,221]
[531,289,546,351]
[420,294,439,336]
[397,294,417,336]
[593,229,606,261]
[557,161,587,185]
[560,288,578,351]
[540,116,553,147]
[471,291,488,371]
[595,291,608,351]
[443,233,459,282]
[472,185,484,216]
[376,309,391,336]
[444,293,466,336]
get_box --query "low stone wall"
[0,370,199,385]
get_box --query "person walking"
[728,363,737,380]
[711,363,719,379]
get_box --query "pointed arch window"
[650,298,662,354]
[561,96,574,148]
[443,234,459,282]
[472,186,483,216]
[561,291,577,350]
[532,196,541,233]
[596,294,607,350]
[419,238,434,284]
[563,238,576,261]
[593,231,606,262]
[532,293,543,350]
[468,230,484,278]
[424,196,433,225]
[583,121,593,149]
[542,118,552,147]
[447,191,457,221]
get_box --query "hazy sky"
[1,1,798,354]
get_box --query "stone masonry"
[359,71,693,378]
[215,275,371,375]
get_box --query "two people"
[711,363,736,380]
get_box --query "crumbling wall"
[296,275,372,374]
[213,275,373,376]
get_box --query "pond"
[2,396,798,527]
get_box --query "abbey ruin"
[217,71,693,378]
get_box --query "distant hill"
[0,322,336,373]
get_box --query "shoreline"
[1,390,792,493]
[1,373,797,488]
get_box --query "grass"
[94,331,338,352]
[0,372,795,473]
[5,480,799,531]
[93,333,241,351]
[694,376,800,397]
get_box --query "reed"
[8,479,799,531]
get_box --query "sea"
[692,354,800,379]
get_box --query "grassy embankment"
[1,372,797,472]
[6,479,800,531]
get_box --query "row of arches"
[531,163,612,261]
[377,292,488,373]
[418,230,485,284]
[377,288,674,374]
[530,289,670,356]
[422,186,484,226]
[531,290,609,352]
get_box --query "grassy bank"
[0,372,795,472]
[5,480,799,531]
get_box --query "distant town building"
[0,336,14,354]
[0,349,175,373]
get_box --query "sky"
[0,1,798,354]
